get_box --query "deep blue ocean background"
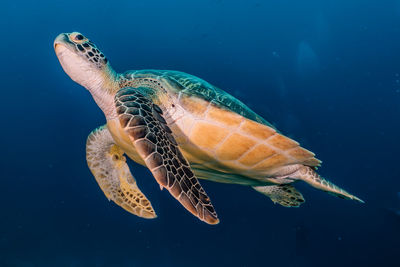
[1,0,400,266]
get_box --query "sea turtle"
[54,32,363,225]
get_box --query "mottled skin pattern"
[54,32,363,225]
[253,185,305,207]
[115,88,218,223]
[86,126,156,218]
[65,33,108,69]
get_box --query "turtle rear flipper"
[253,184,305,207]
[86,126,156,218]
[115,87,219,225]
[294,166,364,203]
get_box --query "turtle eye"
[69,32,87,44]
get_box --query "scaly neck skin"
[83,65,121,120]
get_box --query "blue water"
[1,0,400,266]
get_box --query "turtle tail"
[295,166,364,203]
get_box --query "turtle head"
[54,32,117,91]
[54,32,120,119]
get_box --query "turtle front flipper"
[253,184,305,207]
[115,87,219,225]
[86,126,156,219]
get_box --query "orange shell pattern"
[170,95,321,179]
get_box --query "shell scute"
[239,120,276,140]
[206,104,243,127]
[252,154,289,171]
[179,95,209,116]
[238,144,276,166]
[189,122,229,149]
[215,133,257,161]
[267,134,299,150]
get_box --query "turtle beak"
[54,33,69,50]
